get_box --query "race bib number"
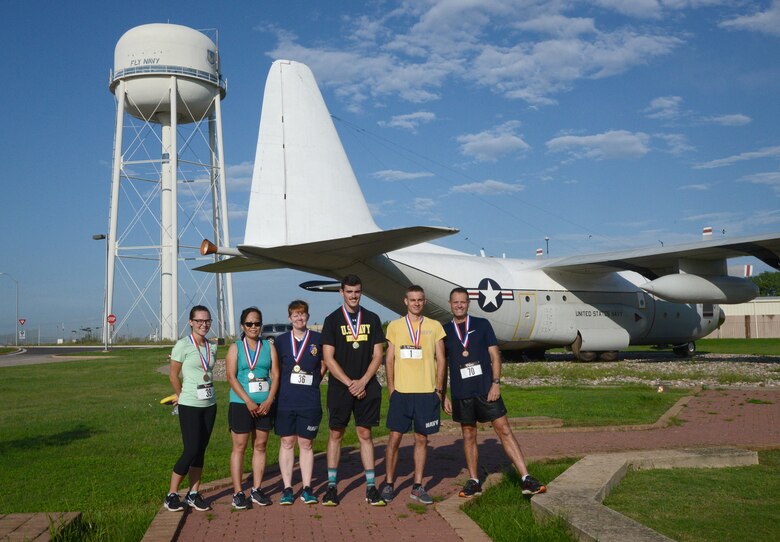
[460,363,483,379]
[196,383,214,400]
[249,379,270,393]
[290,372,314,386]
[400,346,423,359]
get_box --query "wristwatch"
[492,378,500,385]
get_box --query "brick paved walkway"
[153,389,780,541]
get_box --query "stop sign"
[107,314,117,325]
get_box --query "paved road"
[0,346,148,367]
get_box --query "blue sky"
[2,0,780,342]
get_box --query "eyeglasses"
[243,322,261,328]
[191,319,212,325]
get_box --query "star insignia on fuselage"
[467,278,514,313]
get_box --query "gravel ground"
[501,352,780,389]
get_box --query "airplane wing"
[195,225,457,273]
[542,232,780,279]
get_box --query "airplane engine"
[640,274,758,304]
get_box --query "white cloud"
[513,15,597,37]
[451,180,525,195]
[378,111,436,131]
[739,171,780,195]
[264,2,685,108]
[546,130,651,160]
[372,170,434,181]
[592,0,663,19]
[226,161,254,189]
[655,133,695,155]
[456,121,530,162]
[719,1,780,36]
[693,146,780,169]
[678,183,710,190]
[700,114,752,126]
[367,199,397,216]
[644,96,683,120]
[413,197,436,212]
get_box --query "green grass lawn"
[0,348,690,540]
[604,449,780,542]
[0,346,17,355]
[463,460,578,542]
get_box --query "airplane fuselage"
[295,243,721,352]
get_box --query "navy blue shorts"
[228,402,274,433]
[386,391,441,435]
[275,408,323,440]
[452,395,507,425]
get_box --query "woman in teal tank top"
[225,307,280,509]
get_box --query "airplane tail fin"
[244,60,379,247]
[196,60,456,274]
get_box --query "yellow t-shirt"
[386,316,446,393]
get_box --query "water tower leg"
[159,77,180,341]
[214,96,236,337]
[106,81,126,346]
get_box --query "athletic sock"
[521,475,529,481]
[328,468,338,487]
[365,469,375,487]
[471,478,479,483]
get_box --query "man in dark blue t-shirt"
[442,287,546,498]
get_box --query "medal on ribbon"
[243,337,261,380]
[452,316,470,357]
[291,329,310,375]
[406,314,423,348]
[342,304,362,349]
[189,333,211,381]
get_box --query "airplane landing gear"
[673,341,696,358]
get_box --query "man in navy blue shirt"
[442,287,546,498]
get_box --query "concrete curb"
[531,447,758,542]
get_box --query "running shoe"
[164,492,185,512]
[185,491,210,511]
[251,487,273,506]
[459,479,483,498]
[410,485,433,505]
[321,484,339,506]
[232,492,250,510]
[279,487,294,506]
[300,486,318,505]
[380,483,394,504]
[521,475,546,496]
[365,485,386,506]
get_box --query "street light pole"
[545,236,550,255]
[0,272,19,347]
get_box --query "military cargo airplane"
[198,60,780,361]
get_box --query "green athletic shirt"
[171,336,217,407]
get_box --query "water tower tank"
[110,23,225,123]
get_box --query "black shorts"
[452,395,507,425]
[386,391,441,435]
[228,402,274,433]
[327,391,381,429]
[275,408,323,440]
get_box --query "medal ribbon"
[189,333,210,374]
[452,316,470,352]
[342,305,362,343]
[405,314,423,348]
[242,337,261,372]
[291,329,311,366]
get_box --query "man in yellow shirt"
[381,285,446,505]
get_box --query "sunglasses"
[191,319,212,325]
[243,322,262,328]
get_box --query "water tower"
[104,23,235,342]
